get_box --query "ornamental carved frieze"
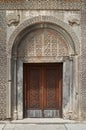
[0,0,85,10]
[17,28,69,61]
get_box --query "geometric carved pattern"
[25,64,62,116]
[18,28,69,61]
[0,0,85,10]
[0,11,7,119]
[28,68,40,109]
[81,10,86,117]
[46,68,58,109]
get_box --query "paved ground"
[0,119,86,130]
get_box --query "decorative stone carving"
[9,16,80,120]
[8,16,80,58]
[68,15,80,26]
[7,11,20,26]
[17,28,69,61]
[0,0,85,10]
[68,18,80,26]
[0,11,7,119]
[80,10,86,119]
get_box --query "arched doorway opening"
[7,16,79,120]
[16,27,69,118]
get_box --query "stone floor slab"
[1,122,86,130]
[4,124,66,130]
[15,124,66,130]
[0,124,5,130]
[11,118,76,124]
[3,124,15,130]
[65,124,86,130]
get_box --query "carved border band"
[0,0,85,10]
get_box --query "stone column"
[72,56,80,119]
[69,57,73,118]
[6,56,11,118]
[17,60,23,119]
[63,58,73,119]
[13,57,18,120]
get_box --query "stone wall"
[81,10,86,119]
[0,1,85,120]
[0,11,7,119]
[6,10,81,43]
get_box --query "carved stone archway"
[8,16,80,56]
[7,16,80,120]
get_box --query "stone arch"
[17,28,69,62]
[8,16,80,57]
[7,16,80,119]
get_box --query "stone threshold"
[0,118,85,124]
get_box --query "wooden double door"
[23,63,62,118]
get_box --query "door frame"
[7,16,79,120]
[16,57,73,119]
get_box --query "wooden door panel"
[23,63,62,118]
[25,65,43,117]
[28,67,41,109]
[43,66,60,117]
[44,67,58,109]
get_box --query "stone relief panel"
[7,10,20,26]
[17,28,69,62]
[6,10,81,43]
[64,11,81,42]
[6,10,20,42]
